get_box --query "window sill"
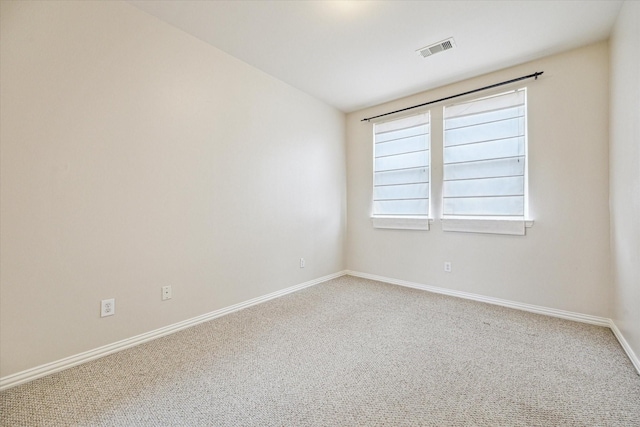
[372,216,431,230]
[441,218,534,236]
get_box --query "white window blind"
[373,112,430,218]
[443,89,527,219]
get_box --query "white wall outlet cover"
[162,285,172,301]
[101,298,115,317]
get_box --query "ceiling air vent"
[416,38,456,58]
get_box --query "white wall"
[610,1,640,364]
[347,42,611,317]
[0,1,346,377]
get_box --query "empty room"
[1,0,639,425]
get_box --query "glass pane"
[443,196,524,216]
[443,176,524,198]
[444,137,524,164]
[375,150,429,172]
[443,157,524,180]
[374,199,429,215]
[375,167,429,186]
[375,134,427,157]
[374,183,429,201]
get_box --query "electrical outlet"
[444,262,452,273]
[300,258,305,268]
[101,298,115,317]
[162,285,172,301]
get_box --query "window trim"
[441,218,534,235]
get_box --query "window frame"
[441,87,533,235]
[371,111,432,230]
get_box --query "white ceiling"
[127,0,623,113]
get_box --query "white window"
[442,89,530,235]
[372,112,431,230]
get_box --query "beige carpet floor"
[1,275,639,426]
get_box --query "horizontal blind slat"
[375,150,429,173]
[444,90,525,119]
[444,117,524,147]
[375,134,428,156]
[374,183,430,200]
[445,173,523,182]
[445,106,524,130]
[443,176,524,198]
[374,167,429,186]
[444,154,524,167]
[376,148,428,160]
[444,156,524,180]
[375,144,429,159]
[374,113,430,133]
[375,180,429,187]
[374,199,429,216]
[375,125,429,143]
[443,196,524,216]
[444,137,525,164]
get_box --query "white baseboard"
[0,271,348,391]
[347,271,610,325]
[609,320,640,375]
[347,270,640,375]
[4,269,637,391]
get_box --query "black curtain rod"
[361,71,544,122]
